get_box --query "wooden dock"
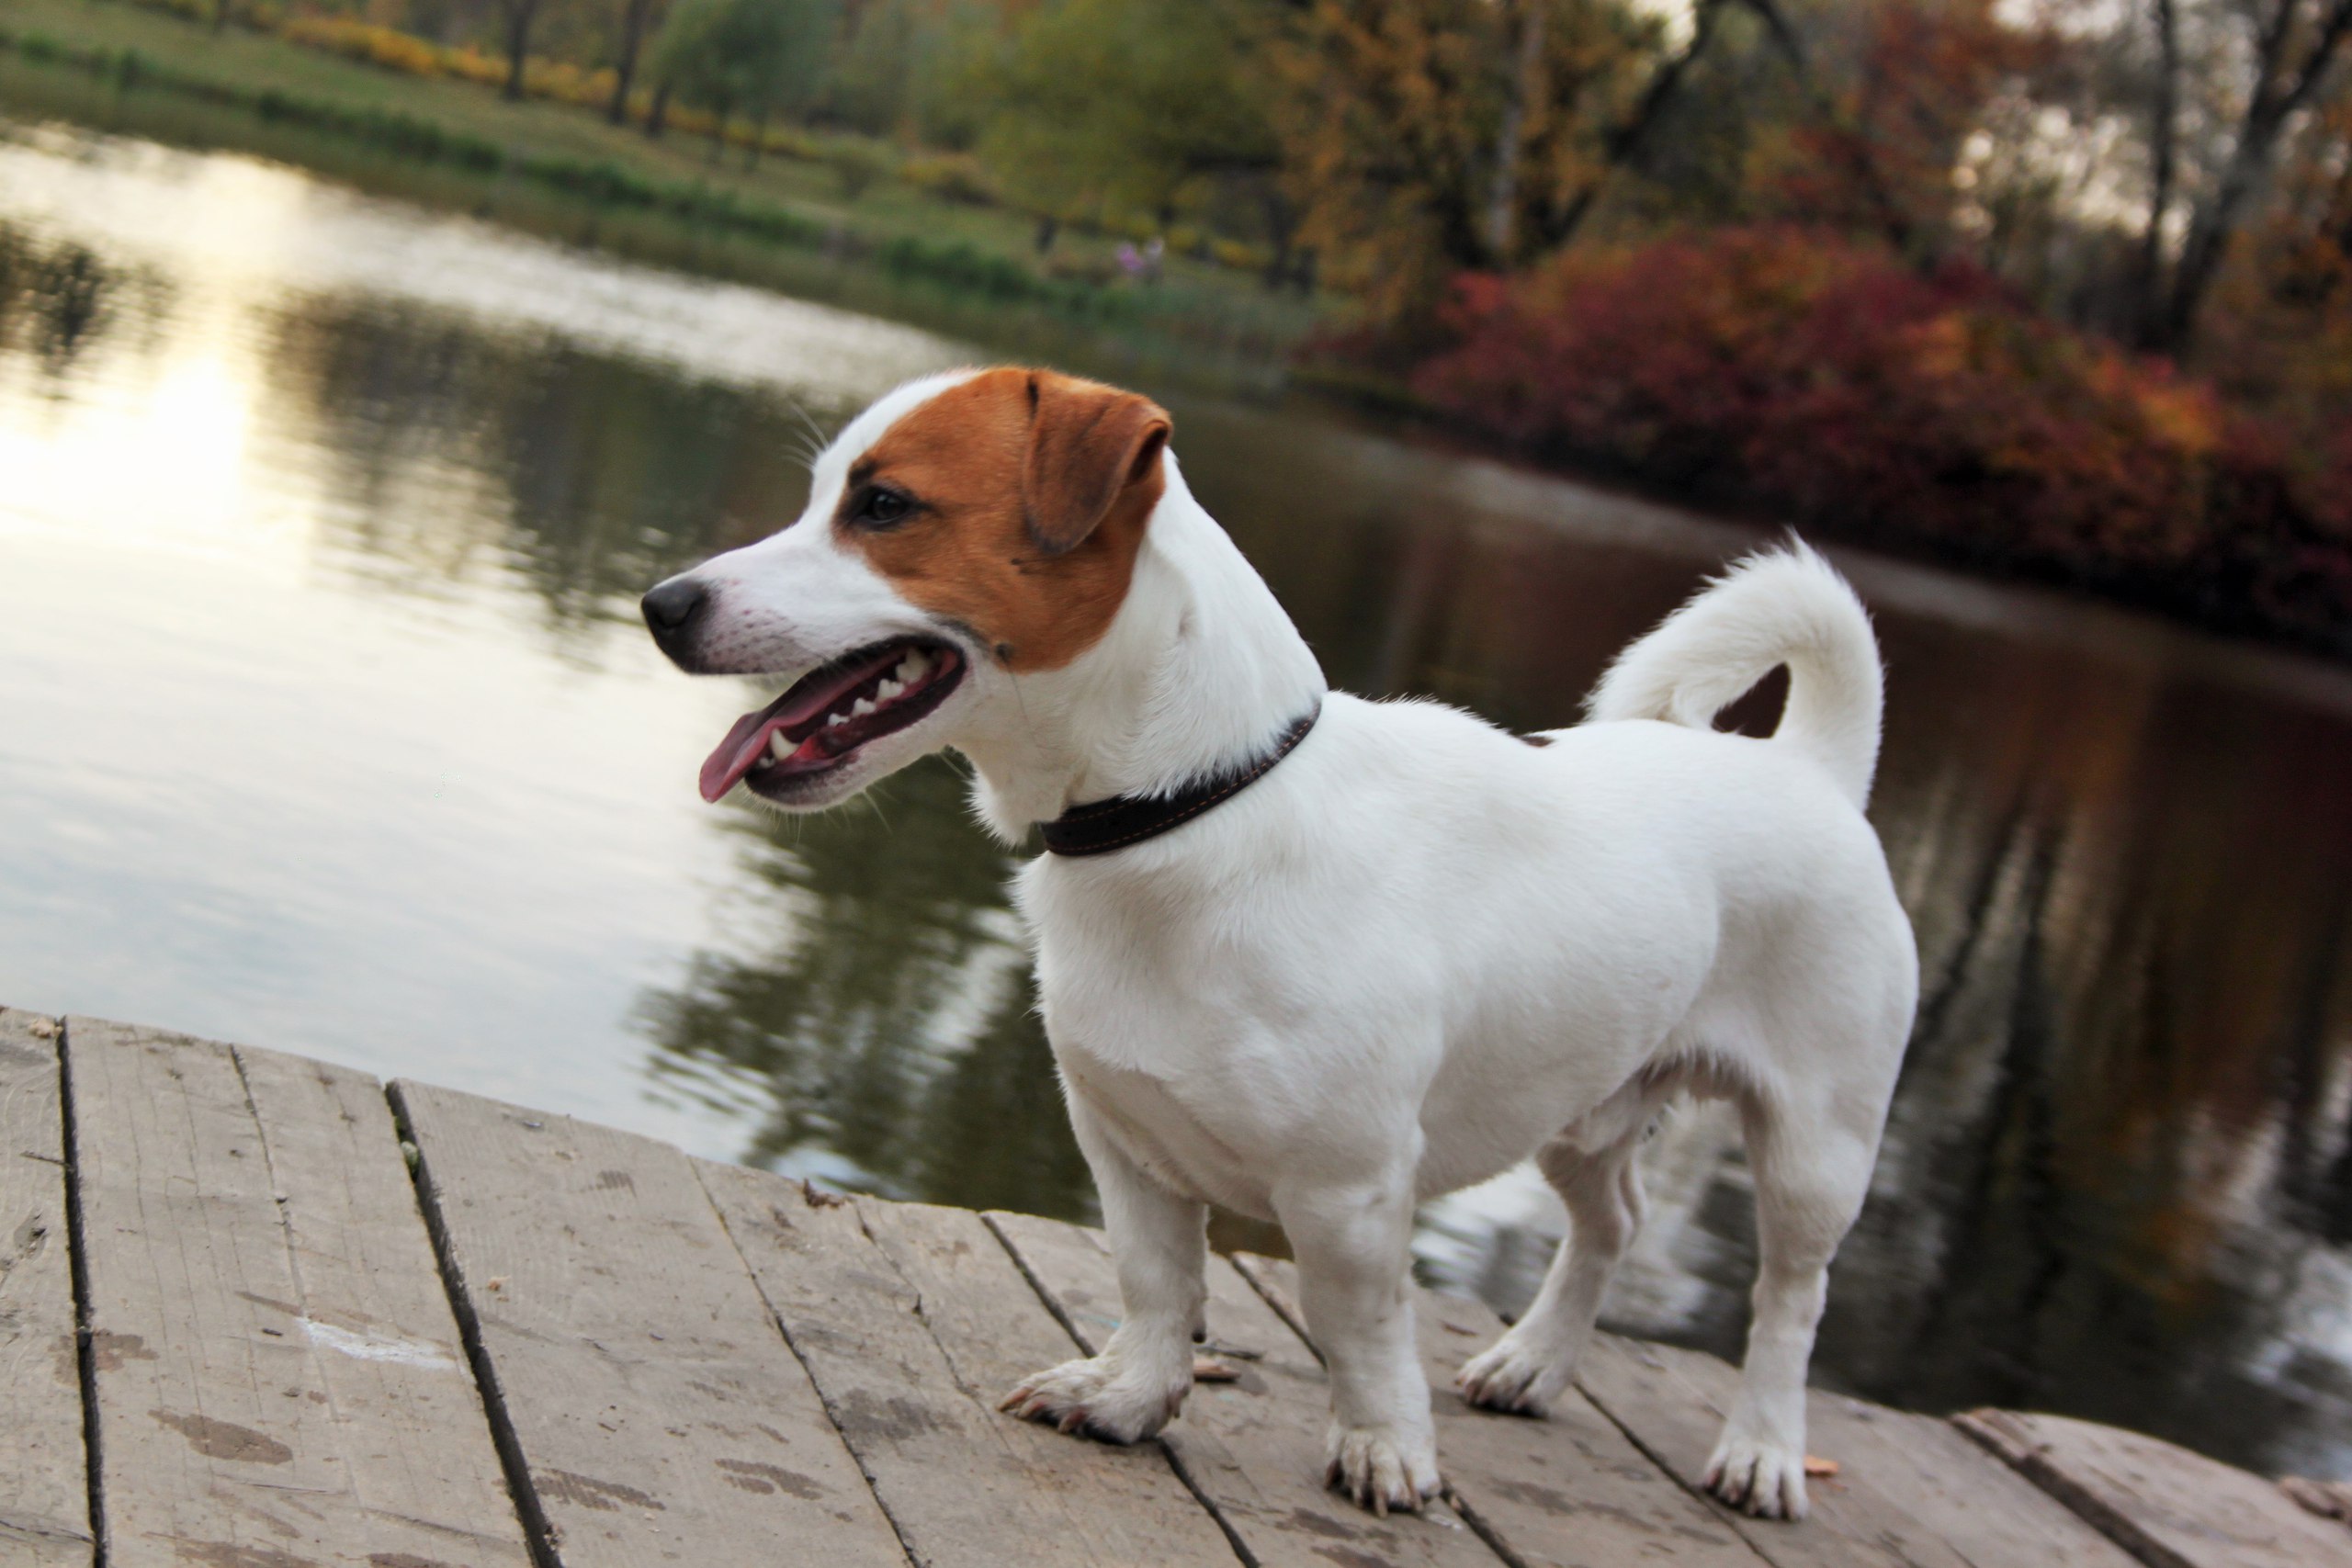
[5,1005,2348,1568]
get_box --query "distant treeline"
[49,0,2352,650]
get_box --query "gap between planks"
[17,1014,2343,1568]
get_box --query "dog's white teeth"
[768,730,794,758]
[876,678,904,702]
[898,651,929,682]
[826,713,847,728]
[851,697,876,716]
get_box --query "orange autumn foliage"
[1410,228,2352,652]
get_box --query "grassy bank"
[0,0,1327,391]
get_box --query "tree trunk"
[1540,0,1727,249]
[744,106,769,172]
[2153,0,2352,354]
[1261,186,1299,291]
[645,81,671,140]
[1741,0,1914,254]
[1484,0,1547,264]
[2134,0,2180,347]
[500,0,537,103]
[608,0,657,127]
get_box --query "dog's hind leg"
[1001,1098,1205,1444]
[1700,1081,1883,1521]
[1456,1076,1669,1416]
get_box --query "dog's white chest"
[1054,1044,1279,1219]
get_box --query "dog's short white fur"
[650,369,1918,1521]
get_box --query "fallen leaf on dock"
[1804,1456,1841,1478]
[1192,1357,1240,1382]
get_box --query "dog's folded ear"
[1023,372,1171,557]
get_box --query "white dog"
[643,368,1917,1521]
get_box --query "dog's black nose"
[640,578,707,649]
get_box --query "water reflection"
[2,119,2348,1481]
[1,236,109,369]
[265,299,819,633]
[638,760,1092,1219]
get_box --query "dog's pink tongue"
[698,654,899,802]
[699,709,778,803]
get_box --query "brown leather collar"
[1040,701,1321,858]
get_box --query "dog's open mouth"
[699,637,966,802]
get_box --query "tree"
[979,0,1283,222]
[1259,0,1656,312]
[492,0,548,102]
[820,0,998,142]
[609,0,669,125]
[2144,0,2352,352]
[652,0,842,163]
[2136,0,2182,343]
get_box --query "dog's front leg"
[1001,1100,1204,1443]
[1279,1173,1440,1515]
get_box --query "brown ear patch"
[1023,372,1172,556]
[840,367,1170,672]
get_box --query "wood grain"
[0,1010,91,1568]
[2280,1475,2352,1531]
[63,1016,532,1568]
[1955,1409,2352,1568]
[1230,1251,1769,1568]
[700,1167,1238,1568]
[985,1210,1509,1568]
[1788,1391,2143,1568]
[1577,1330,1984,1568]
[391,1080,906,1568]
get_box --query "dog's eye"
[852,485,915,528]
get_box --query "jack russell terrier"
[642,368,1918,1521]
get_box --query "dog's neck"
[953,457,1327,843]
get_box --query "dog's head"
[642,367,1171,810]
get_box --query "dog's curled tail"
[1587,540,1883,808]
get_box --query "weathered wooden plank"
[699,1167,1238,1568]
[1576,1333,1917,1568]
[63,1016,533,1568]
[1229,1251,1769,1568]
[390,1080,907,1568]
[2281,1475,2352,1531]
[0,1010,92,1568]
[1577,1330,2145,1568]
[1789,1393,2144,1568]
[1955,1409,2352,1568]
[234,1044,536,1562]
[985,1210,1507,1568]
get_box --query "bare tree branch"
[1536,0,1730,248]
[1485,0,1548,262]
[2135,0,2180,346]
[2156,0,2352,351]
[1739,0,1916,254]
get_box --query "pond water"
[5,118,2351,1483]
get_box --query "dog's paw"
[1323,1420,1442,1517]
[1702,1429,1809,1520]
[999,1354,1187,1444]
[1455,1331,1571,1416]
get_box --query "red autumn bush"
[1408,228,2352,653]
